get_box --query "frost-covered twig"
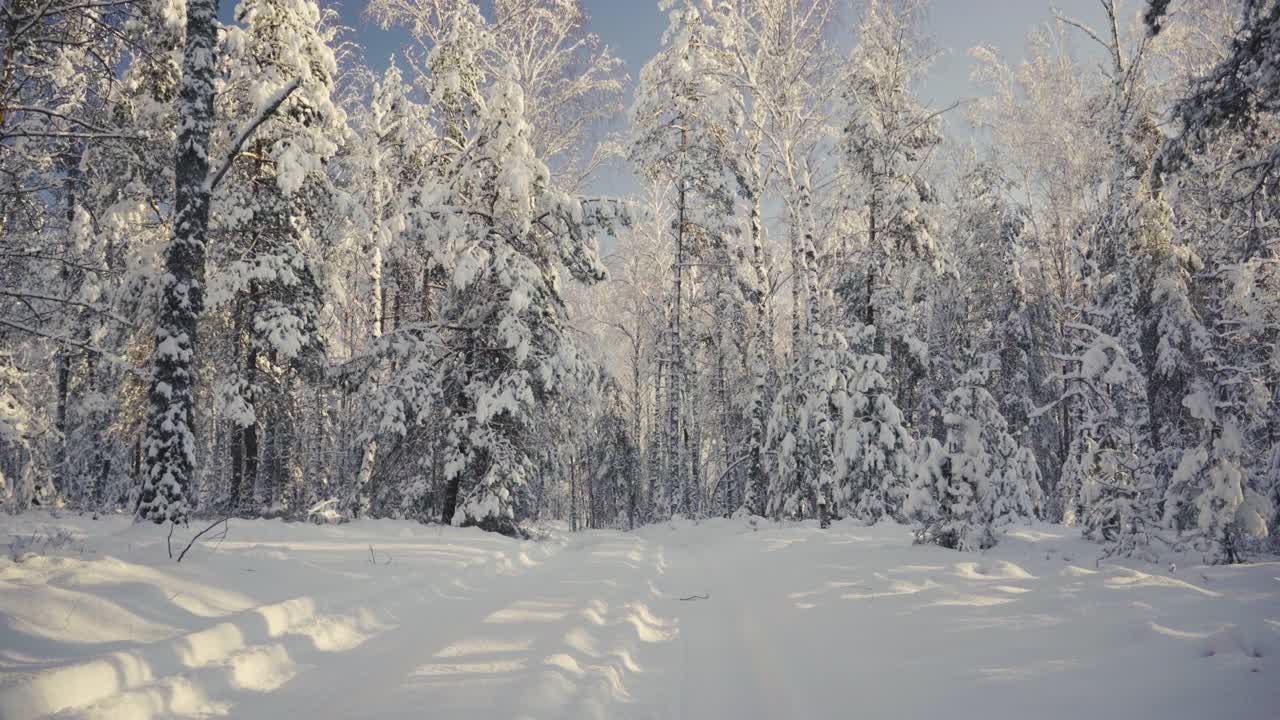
[0,289,139,328]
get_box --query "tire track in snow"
[660,536,800,720]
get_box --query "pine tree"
[831,324,914,523]
[430,64,615,534]
[207,0,346,516]
[1150,0,1278,563]
[840,0,944,430]
[338,59,440,518]
[1047,0,1161,555]
[909,356,1038,549]
[1161,240,1276,563]
[910,377,992,550]
[0,354,47,509]
[1138,192,1206,499]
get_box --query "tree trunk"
[632,329,644,522]
[441,478,461,524]
[570,454,579,532]
[651,358,664,518]
[668,137,687,519]
[229,419,244,513]
[228,310,244,513]
[139,0,218,524]
[790,216,804,357]
[585,450,595,529]
[743,128,770,516]
[242,341,259,514]
[52,144,85,503]
[53,353,70,498]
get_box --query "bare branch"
[176,518,229,563]
[1052,10,1110,55]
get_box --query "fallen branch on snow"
[175,518,229,563]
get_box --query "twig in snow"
[211,522,230,554]
[62,597,82,629]
[176,518,229,563]
[679,594,710,601]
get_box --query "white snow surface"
[1,513,1277,719]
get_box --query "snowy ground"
[0,513,1277,720]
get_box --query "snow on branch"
[205,77,303,192]
[0,289,139,329]
[1051,11,1108,54]
[0,105,122,135]
[0,317,115,358]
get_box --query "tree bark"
[667,129,688,519]
[441,477,461,524]
[139,0,218,524]
[242,341,259,513]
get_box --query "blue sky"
[229,0,1109,111]
[580,0,1107,116]
[223,0,1113,193]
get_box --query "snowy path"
[660,531,804,719]
[2,515,1278,719]
[228,532,679,719]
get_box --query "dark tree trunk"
[53,146,83,502]
[228,318,244,513]
[243,341,260,514]
[570,455,578,532]
[139,0,217,524]
[441,478,461,524]
[53,353,70,497]
[229,419,243,512]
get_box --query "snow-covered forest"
[1,0,1278,563]
[2,1,1279,716]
